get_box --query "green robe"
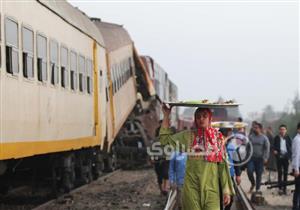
[159,127,235,210]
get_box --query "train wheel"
[92,151,104,180]
[85,158,93,183]
[105,146,118,172]
[62,154,76,193]
[63,171,74,193]
[118,120,149,167]
[51,167,57,196]
[77,152,93,184]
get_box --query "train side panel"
[110,45,137,139]
[1,0,103,160]
[97,45,108,150]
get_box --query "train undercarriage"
[0,100,159,196]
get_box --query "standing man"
[153,120,169,195]
[266,126,277,172]
[247,123,270,193]
[292,122,300,210]
[273,124,292,194]
[249,121,258,136]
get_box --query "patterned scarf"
[192,108,225,162]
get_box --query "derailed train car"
[91,19,157,168]
[141,56,179,130]
[0,0,170,193]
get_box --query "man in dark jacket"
[273,124,292,194]
[266,126,277,171]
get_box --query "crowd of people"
[150,105,300,210]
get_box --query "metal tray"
[164,100,240,108]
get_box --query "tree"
[261,105,277,125]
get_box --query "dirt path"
[240,170,293,210]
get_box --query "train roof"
[37,0,105,47]
[91,19,133,52]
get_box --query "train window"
[61,46,68,88]
[50,40,59,85]
[105,78,109,102]
[128,59,131,79]
[119,64,122,87]
[105,86,109,101]
[124,62,127,81]
[22,26,34,78]
[70,51,77,90]
[5,18,19,74]
[86,59,93,94]
[119,63,123,86]
[124,62,127,83]
[115,67,118,92]
[125,60,129,81]
[121,65,125,86]
[114,66,117,93]
[116,65,120,91]
[118,64,122,88]
[86,60,89,93]
[119,65,122,88]
[120,64,123,87]
[115,65,118,90]
[126,60,130,80]
[125,61,128,82]
[90,60,93,93]
[121,62,125,85]
[79,55,85,92]
[128,57,133,76]
[123,62,127,81]
[37,34,47,82]
[115,66,118,92]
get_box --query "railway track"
[1,168,255,210]
[31,167,165,210]
[32,169,121,210]
[164,181,255,210]
[0,185,52,210]
[234,181,255,210]
[0,170,121,210]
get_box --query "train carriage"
[0,0,109,192]
[0,0,175,193]
[92,19,160,168]
[92,19,138,151]
[0,0,108,158]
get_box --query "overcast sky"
[69,0,299,117]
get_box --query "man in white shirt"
[292,122,300,210]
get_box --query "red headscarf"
[192,108,225,162]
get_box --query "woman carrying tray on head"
[159,105,234,210]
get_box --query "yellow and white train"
[0,0,177,192]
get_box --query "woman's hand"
[161,103,172,128]
[235,176,241,185]
[162,103,172,117]
[223,194,231,206]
